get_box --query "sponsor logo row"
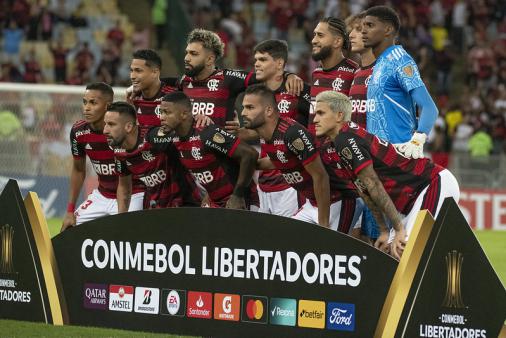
[83,283,354,331]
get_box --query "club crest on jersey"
[349,122,359,129]
[276,150,288,163]
[207,79,219,91]
[332,77,344,91]
[403,65,413,77]
[141,151,155,162]
[277,99,290,114]
[341,147,353,160]
[291,138,305,151]
[213,133,225,144]
[191,147,203,160]
[365,75,371,86]
[154,105,162,118]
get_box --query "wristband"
[67,203,76,213]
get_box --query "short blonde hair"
[187,28,225,59]
[315,91,352,121]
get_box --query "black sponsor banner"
[0,180,51,322]
[52,208,397,337]
[396,199,506,338]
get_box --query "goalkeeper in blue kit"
[362,5,438,159]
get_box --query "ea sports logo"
[166,290,180,315]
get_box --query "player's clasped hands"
[225,195,246,210]
[390,227,407,260]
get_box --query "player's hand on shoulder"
[225,120,241,135]
[61,212,76,232]
[225,195,246,210]
[195,114,214,128]
[285,73,304,96]
[125,85,137,104]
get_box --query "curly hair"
[187,28,225,59]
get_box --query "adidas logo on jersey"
[187,82,193,88]
[126,160,133,166]
[85,144,92,150]
[313,80,319,86]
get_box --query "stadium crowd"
[0,0,504,159]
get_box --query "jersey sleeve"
[144,126,174,153]
[334,131,372,175]
[284,124,318,165]
[69,127,85,158]
[395,54,425,93]
[201,125,240,157]
[295,84,312,126]
[114,156,130,177]
[224,69,255,96]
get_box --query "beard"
[311,45,333,61]
[243,115,265,130]
[107,135,124,148]
[184,62,206,78]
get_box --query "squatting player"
[362,6,438,158]
[62,83,144,231]
[313,91,459,259]
[103,102,199,210]
[242,84,362,231]
[152,91,259,209]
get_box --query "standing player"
[151,92,259,209]
[346,12,376,129]
[242,84,361,231]
[62,83,144,231]
[103,102,198,210]
[231,39,312,216]
[129,49,177,136]
[180,29,303,128]
[362,6,438,158]
[313,90,459,259]
[347,12,379,242]
[309,17,359,135]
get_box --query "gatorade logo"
[214,293,240,321]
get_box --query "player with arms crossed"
[62,83,144,231]
[150,91,259,209]
[362,5,438,158]
[313,90,459,259]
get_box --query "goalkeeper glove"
[396,132,427,159]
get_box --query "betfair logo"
[0,224,15,274]
[298,300,325,329]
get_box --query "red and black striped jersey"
[334,122,443,214]
[258,81,312,192]
[319,137,357,200]
[147,123,257,208]
[70,120,143,198]
[308,58,359,134]
[132,79,178,137]
[114,133,195,209]
[179,69,257,127]
[349,63,374,129]
[261,117,339,205]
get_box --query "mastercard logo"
[246,299,264,319]
[242,295,268,324]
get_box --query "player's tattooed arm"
[356,165,402,230]
[356,189,390,252]
[357,165,406,259]
[117,175,132,213]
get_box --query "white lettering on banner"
[458,189,506,230]
[80,241,362,286]
[0,289,31,303]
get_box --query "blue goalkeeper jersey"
[366,45,425,143]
